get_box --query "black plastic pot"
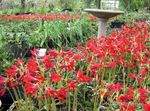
[15,12,33,15]
[110,20,125,28]
[0,88,24,111]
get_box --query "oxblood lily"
[118,87,134,103]
[50,72,62,83]
[139,67,148,75]
[138,88,148,104]
[66,80,77,91]
[48,50,58,58]
[42,55,55,70]
[27,58,39,73]
[30,48,38,56]
[23,74,45,83]
[120,104,136,111]
[0,88,7,96]
[0,76,7,87]
[107,83,122,93]
[5,66,17,78]
[46,89,57,98]
[25,83,38,97]
[56,88,68,101]
[106,61,117,68]
[129,73,136,79]
[143,103,150,111]
[76,70,93,83]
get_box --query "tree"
[21,0,25,9]
[97,0,101,9]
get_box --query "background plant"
[0,14,97,73]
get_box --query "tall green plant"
[119,0,150,11]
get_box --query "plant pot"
[110,20,125,28]
[0,88,24,111]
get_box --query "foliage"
[0,22,150,111]
[119,0,150,11]
[0,14,97,72]
[107,11,150,35]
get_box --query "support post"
[97,18,107,37]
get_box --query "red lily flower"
[0,76,6,87]
[138,88,148,104]
[50,72,62,83]
[27,58,39,73]
[66,80,77,91]
[30,48,37,56]
[25,83,38,97]
[5,67,17,78]
[48,50,58,58]
[129,73,136,79]
[107,83,122,93]
[76,70,93,83]
[139,67,148,75]
[0,88,7,96]
[143,103,150,111]
[120,104,136,111]
[43,55,55,70]
[46,89,57,98]
[56,88,67,101]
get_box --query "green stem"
[122,67,126,93]
[68,94,71,111]
[73,89,78,111]
[45,95,50,111]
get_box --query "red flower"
[23,74,36,83]
[76,70,93,83]
[107,83,122,92]
[27,58,39,73]
[51,72,62,83]
[129,73,136,79]
[90,69,97,76]
[138,77,144,83]
[139,67,148,75]
[143,103,150,111]
[66,80,77,91]
[118,94,133,103]
[46,89,57,98]
[118,87,134,103]
[107,61,117,68]
[72,53,85,61]
[60,60,75,72]
[0,88,6,96]
[30,48,37,56]
[0,76,6,87]
[36,75,45,83]
[43,55,55,70]
[48,50,58,58]
[5,67,17,78]
[138,88,148,104]
[56,88,67,101]
[120,104,136,111]
[67,60,76,71]
[23,74,45,83]
[91,63,103,69]
[99,90,110,97]
[25,83,38,97]
[16,59,23,66]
